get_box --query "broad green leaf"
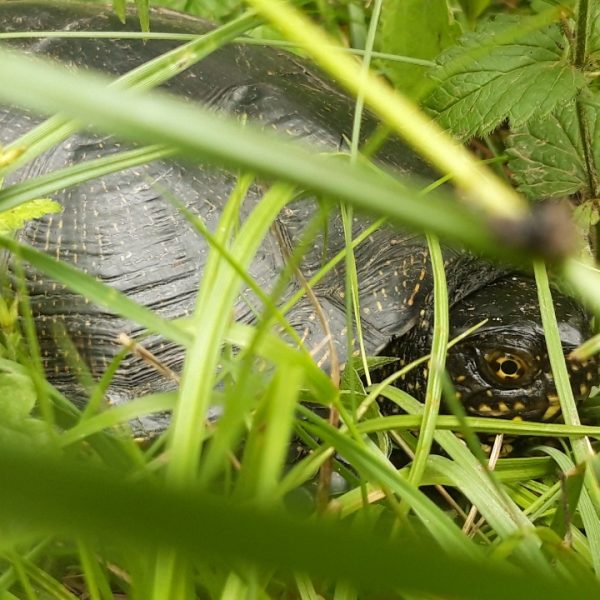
[376,0,458,97]
[0,370,36,420]
[425,15,586,139]
[0,365,49,444]
[507,95,600,198]
[0,199,61,234]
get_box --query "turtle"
[0,0,596,436]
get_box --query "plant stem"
[573,0,599,197]
[574,0,589,69]
[575,100,599,198]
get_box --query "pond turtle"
[0,1,596,435]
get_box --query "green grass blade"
[235,363,303,502]
[0,235,189,346]
[166,182,296,485]
[0,145,174,212]
[378,387,551,571]
[302,416,482,561]
[0,47,529,257]
[1,10,262,175]
[407,234,448,489]
[356,414,600,439]
[245,0,526,220]
[539,446,600,575]
[534,261,600,521]
[59,392,177,446]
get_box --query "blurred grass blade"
[0,145,174,212]
[407,234,448,489]
[570,332,600,361]
[0,46,527,257]
[564,259,600,324]
[60,392,178,446]
[2,442,600,598]
[1,9,262,174]
[165,182,296,486]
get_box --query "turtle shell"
[0,1,595,433]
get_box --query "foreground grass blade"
[357,414,600,439]
[1,442,600,599]
[152,182,297,599]
[407,234,448,489]
[378,387,550,571]
[534,261,600,520]
[0,145,174,212]
[0,235,189,347]
[0,46,529,257]
[1,9,262,174]
[302,417,482,561]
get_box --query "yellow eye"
[484,351,529,382]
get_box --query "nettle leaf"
[376,0,459,98]
[425,15,586,139]
[506,94,600,198]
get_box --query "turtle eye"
[483,351,530,383]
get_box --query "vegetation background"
[0,0,600,598]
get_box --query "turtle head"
[446,276,598,421]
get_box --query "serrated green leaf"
[425,15,586,139]
[0,199,61,234]
[376,0,459,97]
[506,95,600,198]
